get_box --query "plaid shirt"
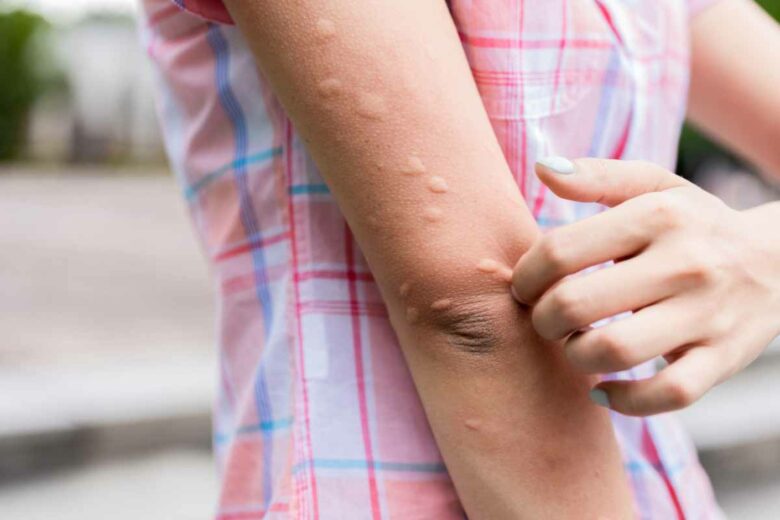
[141,0,724,518]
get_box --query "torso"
[141,1,721,517]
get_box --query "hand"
[511,157,780,416]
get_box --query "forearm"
[223,0,632,516]
[688,0,780,180]
[401,300,632,518]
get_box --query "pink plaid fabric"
[140,0,724,518]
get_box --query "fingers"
[526,156,734,416]
[514,156,689,304]
[512,182,701,305]
[512,195,657,305]
[592,346,723,416]
[563,297,707,373]
[535,157,690,208]
[530,250,679,340]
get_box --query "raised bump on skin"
[423,206,443,223]
[495,266,513,283]
[427,176,449,194]
[464,418,481,431]
[316,18,337,41]
[400,155,426,175]
[476,259,513,282]
[476,258,501,273]
[431,298,452,311]
[356,92,388,120]
[399,281,411,298]
[317,78,343,98]
[406,306,419,323]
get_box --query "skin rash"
[223,0,636,516]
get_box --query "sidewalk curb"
[0,357,214,479]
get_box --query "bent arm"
[222,0,633,516]
[688,0,780,180]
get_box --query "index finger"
[511,198,653,305]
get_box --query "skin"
[223,0,634,517]
[512,0,780,417]
[688,0,780,178]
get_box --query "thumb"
[534,157,690,207]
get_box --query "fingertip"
[535,157,605,204]
[536,156,576,175]
[535,159,572,191]
[589,387,611,409]
[510,262,533,306]
[595,380,652,417]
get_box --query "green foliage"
[757,0,780,21]
[0,9,58,160]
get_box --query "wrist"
[743,201,780,321]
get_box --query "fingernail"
[589,388,611,408]
[537,156,575,175]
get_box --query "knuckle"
[646,192,687,230]
[707,313,734,339]
[548,285,584,325]
[434,297,506,354]
[590,158,611,181]
[538,232,569,273]
[633,159,659,171]
[676,246,719,287]
[594,330,632,367]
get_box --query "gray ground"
[0,166,214,366]
[0,166,216,519]
[0,450,216,520]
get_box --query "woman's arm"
[688,0,780,179]
[222,0,633,517]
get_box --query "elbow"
[398,285,523,356]
[427,295,511,354]
[385,244,533,356]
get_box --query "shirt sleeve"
[173,0,720,26]
[171,0,233,24]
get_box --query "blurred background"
[0,0,778,518]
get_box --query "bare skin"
[688,0,780,179]
[511,0,780,417]
[512,158,780,416]
[223,0,634,517]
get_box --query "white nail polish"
[589,388,610,408]
[537,156,575,175]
